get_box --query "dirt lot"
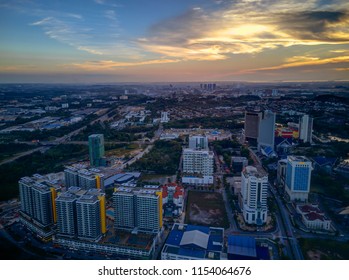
[185,191,229,228]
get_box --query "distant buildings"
[182,135,214,185]
[113,186,163,234]
[240,166,268,225]
[160,111,170,123]
[161,223,224,260]
[285,156,312,202]
[299,114,313,143]
[88,134,105,167]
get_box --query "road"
[1,108,121,165]
[0,146,49,166]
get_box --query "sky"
[0,0,349,83]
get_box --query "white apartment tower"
[241,166,268,225]
[299,115,313,143]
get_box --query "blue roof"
[313,156,337,166]
[164,224,223,258]
[262,146,274,156]
[274,137,293,146]
[227,236,257,258]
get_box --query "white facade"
[182,148,214,176]
[160,112,170,123]
[299,114,313,143]
[182,175,214,185]
[241,166,268,225]
[188,135,209,150]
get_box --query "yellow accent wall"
[156,191,163,228]
[50,188,57,223]
[98,195,106,234]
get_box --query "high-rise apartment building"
[182,149,214,176]
[76,189,106,241]
[88,134,105,167]
[113,187,162,233]
[55,187,105,239]
[299,115,313,143]
[19,175,60,228]
[241,166,268,225]
[285,156,312,202]
[64,165,104,190]
[55,192,78,237]
[188,135,209,150]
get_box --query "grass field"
[185,190,229,229]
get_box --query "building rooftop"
[163,223,224,259]
[77,195,98,204]
[227,236,257,258]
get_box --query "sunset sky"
[1,0,349,83]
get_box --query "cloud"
[138,0,349,63]
[242,55,349,73]
[69,58,180,71]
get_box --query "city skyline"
[1,0,349,83]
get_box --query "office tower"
[19,176,59,227]
[88,134,105,167]
[182,148,214,176]
[76,194,102,241]
[257,110,276,150]
[113,187,162,233]
[188,135,209,150]
[299,115,313,143]
[285,156,312,202]
[277,159,287,190]
[241,166,268,225]
[244,110,262,141]
[64,166,79,188]
[55,192,78,237]
[160,112,170,123]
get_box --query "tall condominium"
[64,165,104,190]
[241,166,268,225]
[299,115,313,143]
[244,110,262,141]
[55,192,78,237]
[257,110,276,149]
[19,175,60,228]
[188,135,209,150]
[285,156,312,202]
[182,148,214,176]
[55,187,105,239]
[113,187,163,234]
[76,189,106,241]
[88,134,105,167]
